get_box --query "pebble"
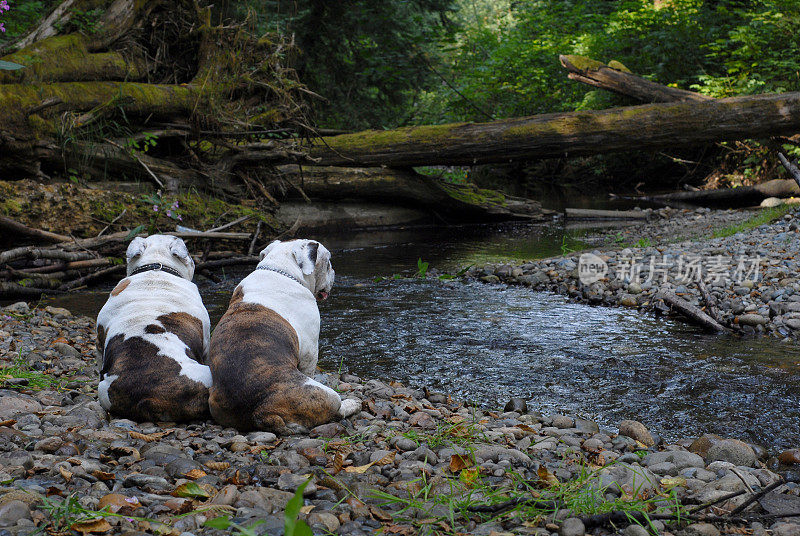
[618,420,655,446]
[559,517,585,536]
[706,439,757,467]
[0,501,31,527]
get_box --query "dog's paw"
[339,398,361,418]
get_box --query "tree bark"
[275,166,548,220]
[305,92,800,168]
[558,55,711,103]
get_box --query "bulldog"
[208,239,360,433]
[96,235,212,423]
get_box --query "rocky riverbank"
[469,206,800,339]
[1,303,800,536]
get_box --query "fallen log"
[305,92,800,168]
[625,179,800,207]
[0,216,72,243]
[559,55,800,201]
[658,290,729,332]
[564,208,650,220]
[276,166,548,220]
[559,55,710,103]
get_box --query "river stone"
[0,500,31,527]
[0,451,33,470]
[257,488,295,510]
[504,398,527,413]
[689,434,723,457]
[771,523,800,536]
[618,420,654,446]
[574,418,599,434]
[738,313,767,326]
[560,517,585,536]
[706,439,757,467]
[595,464,658,496]
[247,431,277,444]
[2,302,29,314]
[779,449,800,465]
[681,522,721,536]
[33,436,63,453]
[277,473,316,496]
[624,525,650,536]
[308,512,340,533]
[761,197,783,208]
[53,342,81,357]
[123,474,170,491]
[644,450,705,470]
[0,393,42,420]
[552,415,574,429]
[211,485,239,506]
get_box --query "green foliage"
[0,0,52,45]
[284,478,313,536]
[415,258,430,279]
[417,0,800,124]
[228,0,456,129]
[203,516,265,536]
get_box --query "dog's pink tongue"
[318,291,329,301]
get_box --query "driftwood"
[658,290,729,332]
[0,214,270,298]
[0,216,72,243]
[564,208,650,220]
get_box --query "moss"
[2,179,281,238]
[607,60,631,73]
[562,55,606,72]
[442,183,507,207]
[317,123,463,152]
[0,34,142,85]
[710,204,795,238]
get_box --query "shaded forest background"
[2,0,800,194]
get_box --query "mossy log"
[558,55,710,103]
[559,54,800,203]
[275,166,548,220]
[305,91,800,168]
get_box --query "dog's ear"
[126,237,146,262]
[170,237,191,263]
[292,241,318,275]
[170,237,195,278]
[259,240,281,261]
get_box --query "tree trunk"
[558,55,711,103]
[275,166,549,220]
[558,54,800,202]
[305,92,800,168]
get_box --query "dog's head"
[126,235,195,280]
[258,239,334,300]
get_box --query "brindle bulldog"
[208,239,360,433]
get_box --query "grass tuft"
[711,204,795,238]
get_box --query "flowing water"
[46,223,800,450]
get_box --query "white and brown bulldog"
[208,239,360,433]
[96,235,212,423]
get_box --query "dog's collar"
[129,262,183,278]
[257,265,304,285]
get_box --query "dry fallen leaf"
[128,430,170,442]
[98,493,140,514]
[0,419,17,427]
[299,505,315,514]
[537,466,559,487]
[59,466,73,483]
[71,518,112,535]
[344,451,396,474]
[459,467,480,488]
[369,505,393,522]
[204,461,230,471]
[172,482,210,499]
[183,469,207,480]
[449,454,473,473]
[91,470,116,481]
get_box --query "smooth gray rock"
[560,517,586,536]
[644,450,705,470]
[706,439,757,467]
[0,500,31,527]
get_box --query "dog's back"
[208,286,342,433]
[97,272,211,422]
